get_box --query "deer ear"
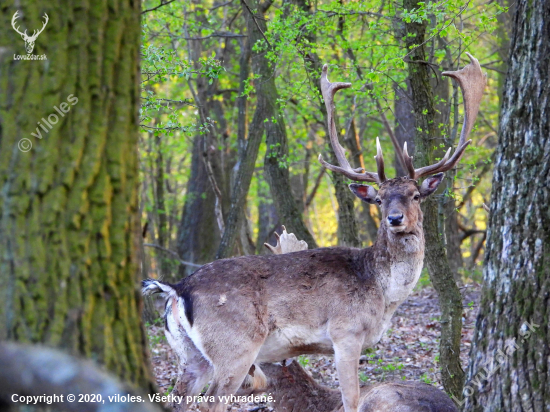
[349,184,378,204]
[419,173,444,198]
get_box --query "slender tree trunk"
[215,101,268,258]
[403,0,465,398]
[0,0,155,391]
[177,32,224,272]
[288,0,361,248]
[153,133,173,279]
[394,80,415,177]
[176,136,219,275]
[243,0,317,251]
[462,1,550,410]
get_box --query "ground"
[146,282,481,411]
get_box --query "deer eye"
[413,194,420,201]
[375,198,382,205]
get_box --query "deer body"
[143,54,486,412]
[144,178,435,412]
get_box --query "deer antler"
[402,53,487,180]
[11,11,27,38]
[264,226,308,255]
[318,65,385,184]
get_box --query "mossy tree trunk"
[0,0,155,391]
[462,0,550,410]
[403,0,465,398]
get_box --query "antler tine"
[402,142,416,179]
[375,137,386,182]
[318,65,383,183]
[409,147,452,179]
[409,53,486,180]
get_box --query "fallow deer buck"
[142,53,486,412]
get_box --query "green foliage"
[298,355,310,367]
[139,0,502,264]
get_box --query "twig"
[305,169,326,208]
[141,0,176,14]
[144,243,202,268]
[241,0,272,49]
[402,2,470,62]
[183,32,246,40]
[211,0,236,11]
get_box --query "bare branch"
[141,0,176,14]
[144,243,202,268]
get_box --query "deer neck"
[372,221,425,305]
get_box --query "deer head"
[12,11,49,54]
[318,53,487,235]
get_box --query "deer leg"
[166,328,213,411]
[172,354,212,411]
[199,347,263,412]
[331,335,363,412]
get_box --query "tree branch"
[144,243,202,268]
[141,0,176,14]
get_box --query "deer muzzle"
[387,211,406,232]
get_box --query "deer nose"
[387,213,404,226]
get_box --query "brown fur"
[243,361,458,412]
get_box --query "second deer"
[239,359,458,412]
[142,53,486,412]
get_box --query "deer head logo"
[11,11,49,54]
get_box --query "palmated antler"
[264,226,308,255]
[401,53,487,180]
[318,65,386,184]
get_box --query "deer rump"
[143,247,386,389]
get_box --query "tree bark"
[403,0,465,398]
[462,1,550,410]
[394,80,415,177]
[0,0,155,391]
[176,136,219,275]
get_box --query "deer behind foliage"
[142,54,486,412]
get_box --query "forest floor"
[146,281,481,411]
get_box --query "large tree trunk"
[462,1,550,410]
[403,0,465,398]
[0,0,155,391]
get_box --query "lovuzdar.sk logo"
[11,11,48,60]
